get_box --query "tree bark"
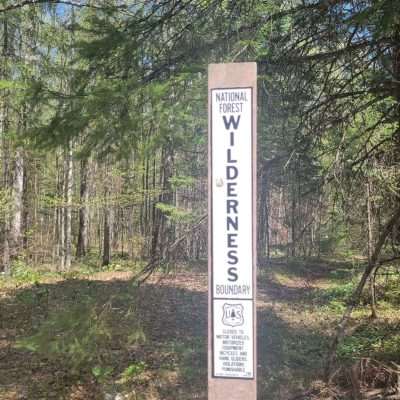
[76,158,89,257]
[290,181,296,257]
[102,164,112,266]
[366,180,374,261]
[1,137,10,274]
[0,18,10,273]
[150,144,174,262]
[10,147,24,259]
[102,206,112,266]
[257,163,269,262]
[22,161,28,251]
[366,178,378,319]
[56,151,65,269]
[62,142,73,270]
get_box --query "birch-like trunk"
[10,148,24,257]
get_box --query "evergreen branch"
[0,0,127,13]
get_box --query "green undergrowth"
[0,255,144,288]
[0,263,57,288]
[1,257,399,399]
[1,262,208,399]
[265,257,400,369]
[317,281,357,314]
[0,255,206,291]
[272,257,399,314]
[160,337,206,383]
[338,322,400,363]
[12,282,148,397]
[15,292,146,374]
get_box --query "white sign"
[211,88,254,379]
[213,299,254,378]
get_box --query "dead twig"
[133,213,207,284]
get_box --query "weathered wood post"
[208,62,257,399]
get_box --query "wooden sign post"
[208,62,257,399]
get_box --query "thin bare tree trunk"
[22,161,28,251]
[77,158,89,257]
[10,147,24,259]
[290,182,296,257]
[150,145,174,262]
[366,179,378,319]
[258,164,269,262]
[0,18,10,274]
[64,141,74,270]
[366,180,374,261]
[102,163,112,266]
[59,205,65,270]
[56,151,65,269]
[1,136,10,274]
[102,206,111,266]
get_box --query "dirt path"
[0,262,348,400]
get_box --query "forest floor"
[0,258,399,399]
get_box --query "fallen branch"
[133,213,207,284]
[375,255,400,267]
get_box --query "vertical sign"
[208,63,257,399]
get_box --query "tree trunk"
[257,163,269,262]
[0,18,10,273]
[366,179,378,319]
[22,162,29,251]
[1,139,10,274]
[10,147,24,259]
[56,151,65,269]
[290,182,296,257]
[63,142,73,270]
[150,145,174,262]
[76,158,89,257]
[366,180,374,261]
[102,164,112,266]
[102,206,112,266]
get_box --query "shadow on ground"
[0,270,335,400]
[261,257,358,281]
[258,258,360,310]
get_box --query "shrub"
[16,299,145,374]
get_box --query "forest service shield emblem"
[222,303,244,327]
